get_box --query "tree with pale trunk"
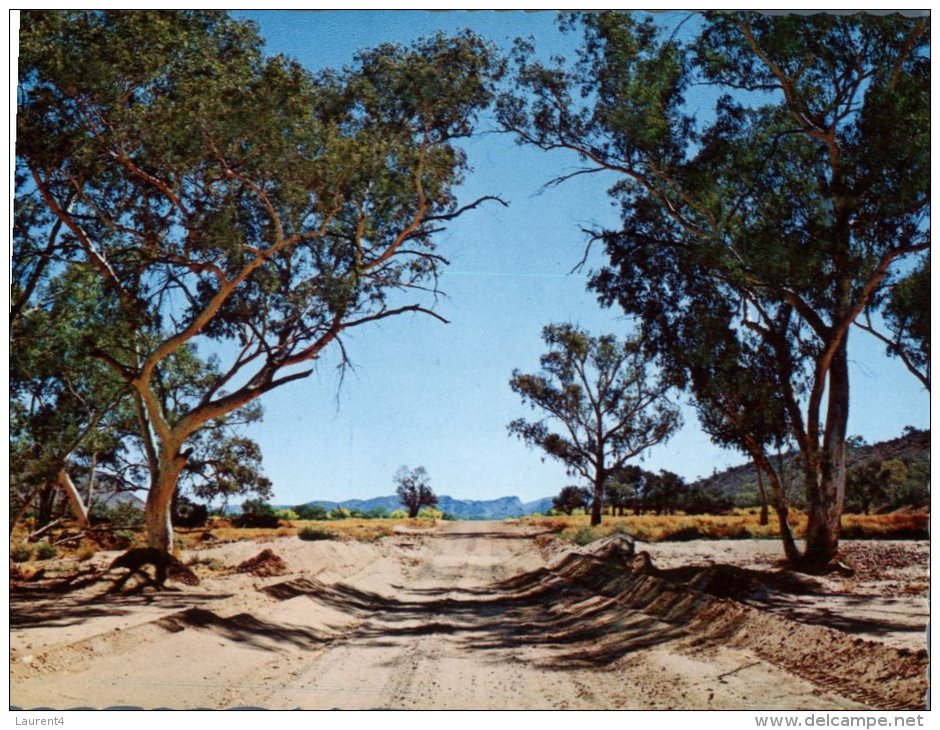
[17,10,503,552]
[499,11,929,565]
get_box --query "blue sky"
[224,10,929,506]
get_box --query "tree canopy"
[16,10,503,551]
[500,11,929,563]
[394,466,438,519]
[509,324,679,526]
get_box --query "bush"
[11,544,33,563]
[90,500,145,529]
[233,499,280,528]
[388,509,409,519]
[365,507,390,519]
[293,504,328,520]
[173,500,209,528]
[275,508,299,521]
[328,508,351,520]
[298,526,335,541]
[571,526,596,546]
[418,507,443,520]
[35,542,57,560]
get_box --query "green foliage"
[365,507,390,519]
[298,526,334,541]
[90,501,145,529]
[552,485,592,515]
[11,544,34,563]
[328,508,352,521]
[233,499,280,528]
[275,509,299,521]
[417,507,444,520]
[389,509,409,519]
[846,458,916,514]
[395,466,438,518]
[173,497,209,528]
[509,323,680,525]
[501,12,929,562]
[16,11,502,550]
[34,542,58,560]
[293,504,328,520]
[571,526,596,546]
[879,258,930,389]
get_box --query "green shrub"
[418,507,443,520]
[571,526,596,546]
[173,499,209,528]
[275,508,299,521]
[233,499,280,528]
[365,507,390,519]
[11,544,33,563]
[293,504,328,520]
[35,542,57,560]
[328,507,351,520]
[298,526,334,541]
[90,500,145,529]
[389,509,409,519]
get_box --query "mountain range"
[244,429,928,518]
[297,494,554,520]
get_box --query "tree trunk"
[37,483,56,526]
[145,446,188,553]
[753,451,801,564]
[803,341,850,566]
[590,476,603,527]
[754,464,769,526]
[57,468,89,528]
[775,502,802,564]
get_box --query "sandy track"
[10,522,928,710]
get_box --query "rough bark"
[754,464,769,526]
[803,341,850,565]
[590,474,604,527]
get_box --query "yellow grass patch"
[521,511,927,543]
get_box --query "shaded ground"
[10,523,928,710]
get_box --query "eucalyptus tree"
[10,266,129,529]
[18,11,502,551]
[856,259,930,391]
[509,324,680,526]
[394,466,437,519]
[500,12,928,564]
[552,485,593,516]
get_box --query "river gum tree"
[17,11,503,552]
[499,12,928,565]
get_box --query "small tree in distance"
[552,485,593,515]
[509,324,680,527]
[395,466,438,519]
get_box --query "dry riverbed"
[10,522,929,710]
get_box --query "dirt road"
[10,522,928,710]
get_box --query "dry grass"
[522,511,928,543]
[178,517,423,546]
[10,511,926,570]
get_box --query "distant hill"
[691,428,930,509]
[282,493,556,519]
